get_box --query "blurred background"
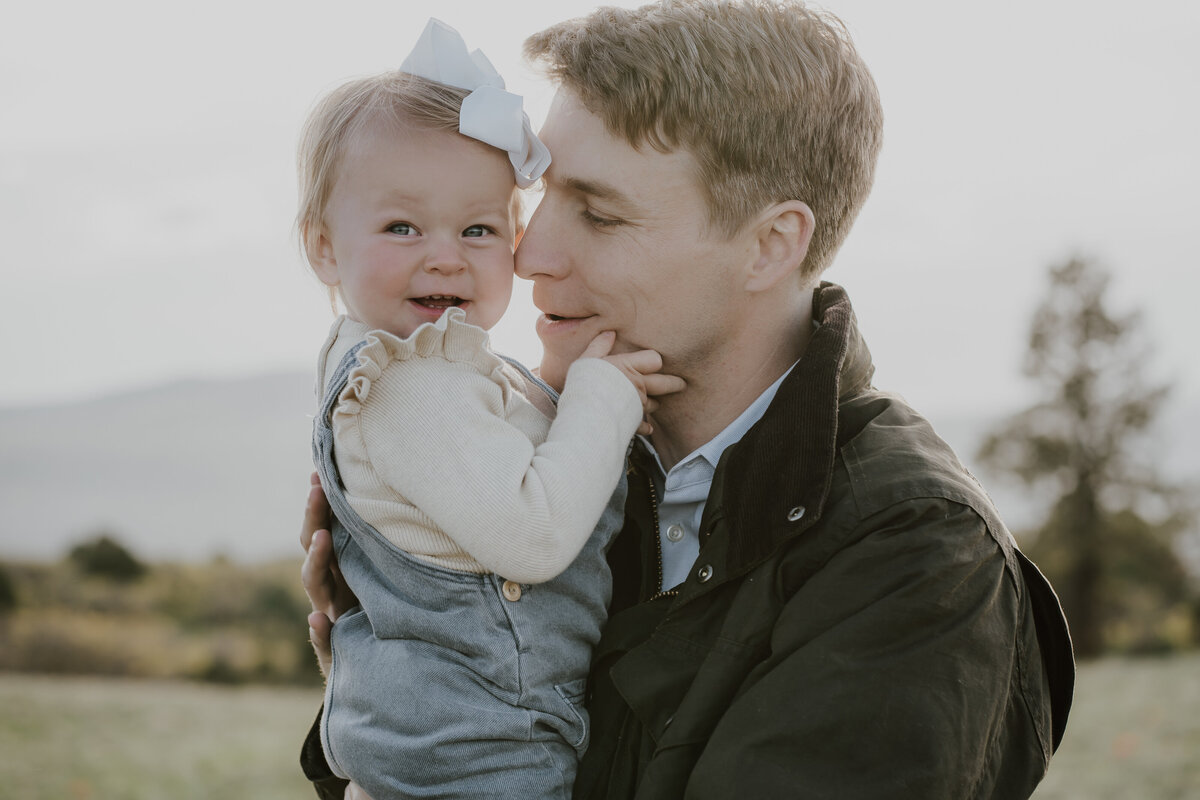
[1,0,1197,797]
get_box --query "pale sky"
[2,0,1197,423]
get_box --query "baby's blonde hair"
[525,0,883,280]
[295,72,472,265]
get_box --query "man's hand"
[581,331,687,435]
[300,473,358,678]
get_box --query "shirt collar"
[641,360,798,481]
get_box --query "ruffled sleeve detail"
[335,308,506,417]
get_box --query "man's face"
[516,89,754,373]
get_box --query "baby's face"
[313,122,518,338]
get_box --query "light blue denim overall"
[314,343,626,800]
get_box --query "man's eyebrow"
[563,177,634,206]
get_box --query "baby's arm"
[356,346,675,583]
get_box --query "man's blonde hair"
[295,73,471,264]
[525,0,883,279]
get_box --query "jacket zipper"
[646,471,680,602]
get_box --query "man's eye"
[463,225,494,238]
[386,222,416,235]
[582,209,622,229]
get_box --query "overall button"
[502,580,522,602]
[666,523,685,542]
[787,505,806,522]
[697,564,713,583]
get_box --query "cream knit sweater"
[316,309,643,584]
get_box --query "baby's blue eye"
[463,225,492,238]
[387,222,415,235]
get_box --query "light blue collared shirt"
[640,363,797,590]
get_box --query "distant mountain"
[1,373,1194,564]
[0,373,316,563]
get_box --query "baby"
[296,19,682,799]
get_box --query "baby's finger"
[580,331,617,360]
[643,373,687,397]
[637,419,654,436]
[615,348,664,374]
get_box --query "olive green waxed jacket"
[574,282,1074,799]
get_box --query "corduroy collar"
[714,281,875,573]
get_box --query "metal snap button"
[502,580,522,602]
[697,564,713,583]
[666,523,684,542]
[787,505,806,522]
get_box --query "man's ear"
[306,223,341,288]
[744,200,814,292]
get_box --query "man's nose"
[515,201,566,280]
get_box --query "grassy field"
[0,674,322,799]
[1030,652,1199,800]
[1,653,1197,799]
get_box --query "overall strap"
[499,354,559,407]
[310,339,395,561]
[318,341,369,430]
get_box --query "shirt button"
[502,580,522,602]
[666,523,685,542]
[787,505,806,522]
[697,564,713,583]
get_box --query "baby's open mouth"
[414,295,465,308]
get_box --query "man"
[301,1,1075,797]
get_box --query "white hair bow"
[401,18,550,188]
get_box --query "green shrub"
[68,535,146,583]
[251,582,309,628]
[0,564,16,613]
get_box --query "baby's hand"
[580,331,686,435]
